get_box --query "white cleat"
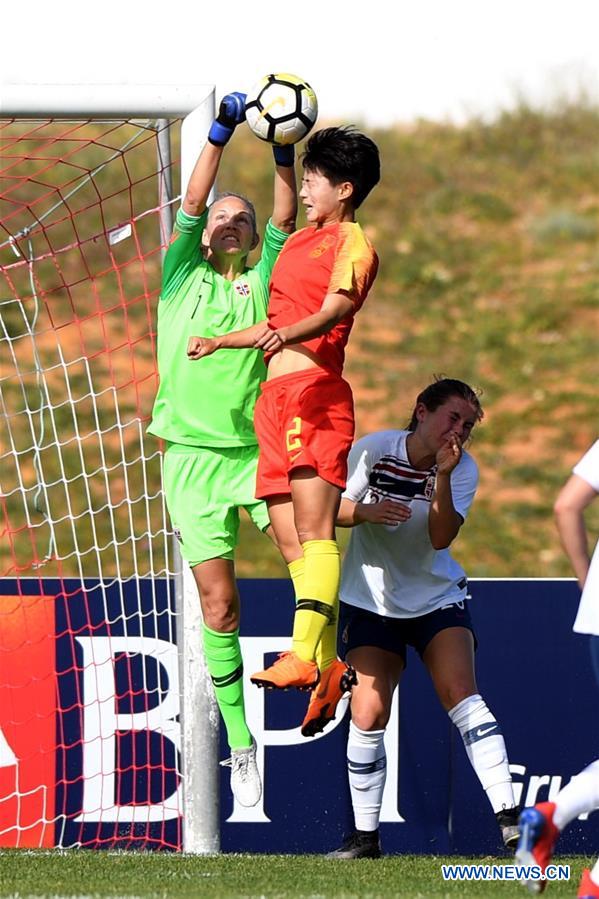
[220,740,262,807]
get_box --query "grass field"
[0,850,594,898]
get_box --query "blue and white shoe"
[515,802,559,894]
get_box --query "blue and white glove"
[208,92,247,147]
[272,143,295,167]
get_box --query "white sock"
[448,693,515,814]
[347,721,386,832]
[553,759,599,830]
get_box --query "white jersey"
[340,429,478,618]
[572,440,599,636]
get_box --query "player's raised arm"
[270,145,297,234]
[182,92,246,216]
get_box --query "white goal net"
[0,90,217,852]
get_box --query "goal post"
[0,84,219,853]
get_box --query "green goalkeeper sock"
[202,624,252,751]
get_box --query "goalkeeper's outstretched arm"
[183,92,247,216]
[182,142,223,217]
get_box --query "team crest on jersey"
[234,281,251,297]
[309,234,335,258]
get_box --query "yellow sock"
[292,539,340,663]
[288,556,336,670]
[287,557,305,600]
[316,615,338,672]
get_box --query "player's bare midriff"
[266,345,323,379]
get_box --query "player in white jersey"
[517,440,599,897]
[327,378,520,859]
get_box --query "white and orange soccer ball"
[245,73,318,146]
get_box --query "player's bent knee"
[203,608,239,633]
[200,594,239,632]
[276,536,303,563]
[439,684,477,711]
[352,712,389,731]
[296,525,335,544]
[351,703,390,731]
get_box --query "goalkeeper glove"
[272,143,295,167]
[208,92,247,146]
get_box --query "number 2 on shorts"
[286,417,302,453]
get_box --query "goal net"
[0,91,215,851]
[1,118,170,581]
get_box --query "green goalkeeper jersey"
[148,207,289,447]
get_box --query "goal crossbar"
[0,84,214,119]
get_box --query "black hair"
[301,126,380,208]
[208,191,257,235]
[407,377,484,431]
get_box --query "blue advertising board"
[1,577,597,855]
[225,578,599,856]
[0,578,181,850]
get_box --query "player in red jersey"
[188,127,380,728]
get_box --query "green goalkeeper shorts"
[162,442,270,566]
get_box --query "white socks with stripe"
[448,693,515,814]
[347,722,387,832]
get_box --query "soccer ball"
[245,73,318,146]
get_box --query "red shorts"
[255,368,355,499]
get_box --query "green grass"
[0,851,593,898]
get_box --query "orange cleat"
[515,802,560,893]
[301,659,357,737]
[578,868,599,899]
[250,651,319,691]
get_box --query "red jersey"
[267,220,378,375]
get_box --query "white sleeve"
[343,436,376,502]
[573,440,599,492]
[450,452,479,521]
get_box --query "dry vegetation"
[222,105,599,577]
[1,106,598,580]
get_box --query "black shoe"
[495,806,521,850]
[326,829,382,859]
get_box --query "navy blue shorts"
[590,636,599,693]
[338,599,477,666]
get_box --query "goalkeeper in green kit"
[148,92,297,806]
